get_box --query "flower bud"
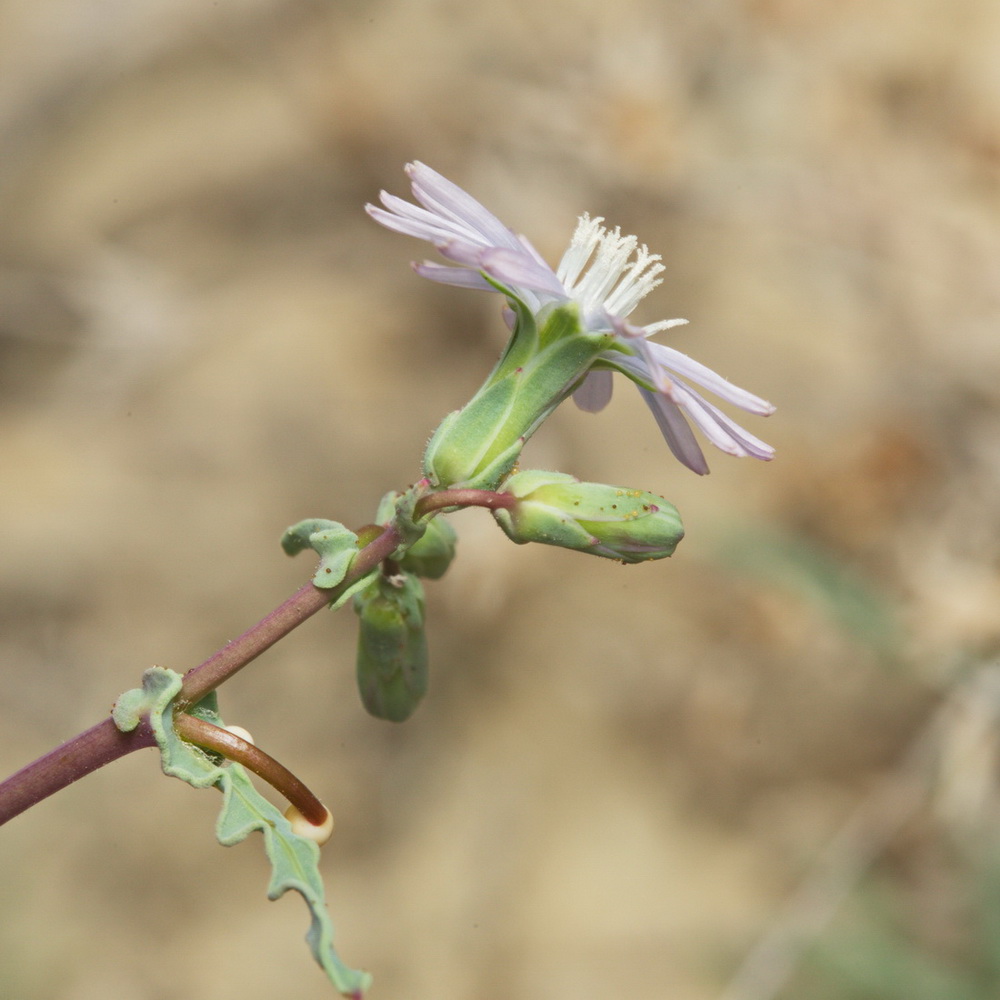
[353,573,428,722]
[399,516,457,580]
[493,470,684,563]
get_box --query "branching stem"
[0,494,502,827]
[177,524,401,710]
[0,524,401,827]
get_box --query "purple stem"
[414,488,514,518]
[0,525,402,828]
[0,716,157,827]
[0,492,508,827]
[178,524,401,709]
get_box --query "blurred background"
[1,1,1000,998]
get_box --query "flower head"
[367,162,774,476]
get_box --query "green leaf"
[216,766,371,997]
[281,518,377,610]
[112,667,371,997]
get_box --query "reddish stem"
[174,714,329,826]
[0,493,499,827]
[0,717,157,827]
[414,488,514,518]
[0,525,401,828]
[176,524,401,710]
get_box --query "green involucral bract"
[421,381,524,491]
[112,667,371,999]
[494,470,685,563]
[422,302,615,490]
[281,518,377,608]
[353,573,428,722]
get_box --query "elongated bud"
[493,470,684,563]
[353,573,428,722]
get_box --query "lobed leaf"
[113,667,371,997]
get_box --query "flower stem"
[174,714,329,827]
[0,524,402,827]
[176,524,401,710]
[0,716,157,827]
[414,488,515,518]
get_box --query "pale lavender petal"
[432,240,498,267]
[670,380,776,460]
[639,387,710,475]
[476,248,566,297]
[699,404,774,460]
[367,164,519,254]
[426,237,564,296]
[369,164,568,306]
[412,261,496,290]
[369,189,495,245]
[612,351,773,463]
[612,345,671,394]
[573,370,614,412]
[516,233,557,272]
[366,200,469,245]
[406,162,522,250]
[645,341,775,415]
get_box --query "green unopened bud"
[399,517,457,580]
[493,470,684,563]
[353,573,428,722]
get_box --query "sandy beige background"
[2,1,1000,998]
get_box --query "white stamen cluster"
[557,214,665,323]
